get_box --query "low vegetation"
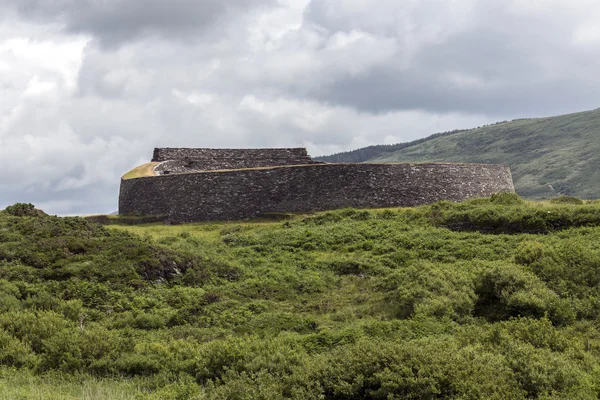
[122,162,159,180]
[2,196,600,398]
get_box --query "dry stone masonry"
[152,148,321,172]
[119,148,515,222]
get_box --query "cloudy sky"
[2,0,600,215]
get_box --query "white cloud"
[573,23,600,45]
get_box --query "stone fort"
[119,148,515,222]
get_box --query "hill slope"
[323,108,600,199]
[315,129,468,163]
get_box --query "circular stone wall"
[119,163,515,222]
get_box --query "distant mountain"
[318,108,600,199]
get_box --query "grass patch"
[0,369,147,400]
[122,162,159,180]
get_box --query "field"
[2,196,600,398]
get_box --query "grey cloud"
[7,0,275,46]
[297,0,600,116]
[316,66,600,118]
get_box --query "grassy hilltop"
[3,198,600,398]
[317,108,600,200]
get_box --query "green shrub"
[515,239,600,302]
[436,195,600,233]
[306,339,524,400]
[0,329,37,368]
[0,311,73,353]
[0,231,20,243]
[514,240,548,265]
[504,342,595,398]
[379,262,476,321]
[474,263,575,325]
[114,353,163,377]
[4,203,39,217]
[22,290,60,311]
[133,312,166,330]
[56,299,86,323]
[38,326,133,373]
[550,196,584,205]
[0,280,22,313]
[490,192,525,205]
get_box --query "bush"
[439,198,600,233]
[4,203,39,217]
[113,353,162,377]
[515,239,600,293]
[490,193,525,205]
[0,280,22,313]
[474,263,575,325]
[0,329,37,368]
[549,196,584,205]
[379,262,476,321]
[0,311,73,353]
[514,241,548,266]
[38,326,133,373]
[503,342,595,398]
[306,339,525,399]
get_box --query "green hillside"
[324,108,600,199]
[315,129,468,163]
[4,198,600,397]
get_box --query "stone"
[119,148,515,222]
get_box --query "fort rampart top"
[151,147,320,171]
